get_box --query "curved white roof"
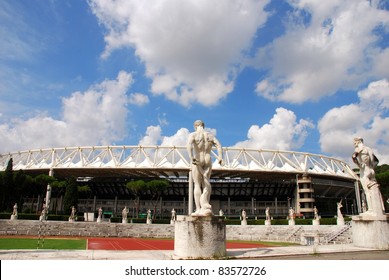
[0,145,358,180]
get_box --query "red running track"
[87,238,273,250]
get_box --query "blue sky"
[0,0,388,165]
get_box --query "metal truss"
[0,146,358,180]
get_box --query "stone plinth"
[174,215,226,259]
[241,220,247,226]
[84,212,94,222]
[337,217,344,225]
[10,215,17,221]
[288,219,295,226]
[352,214,389,249]
[312,219,320,226]
[265,220,271,226]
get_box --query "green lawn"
[0,238,86,250]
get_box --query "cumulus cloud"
[0,71,133,152]
[318,79,389,164]
[233,107,314,150]
[89,0,270,106]
[128,93,149,106]
[254,0,389,103]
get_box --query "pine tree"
[63,177,79,215]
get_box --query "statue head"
[353,137,363,147]
[193,120,205,129]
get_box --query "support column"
[296,174,315,218]
[227,196,230,216]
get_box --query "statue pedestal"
[241,219,247,226]
[337,217,344,225]
[146,219,152,224]
[174,215,226,259]
[122,219,127,224]
[10,215,17,221]
[352,214,389,249]
[265,220,271,226]
[288,219,295,226]
[312,219,320,226]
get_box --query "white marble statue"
[146,209,152,224]
[10,203,18,220]
[313,206,319,220]
[187,120,223,216]
[122,206,129,223]
[337,200,343,217]
[39,206,47,222]
[337,200,345,225]
[241,209,247,225]
[171,208,176,224]
[265,207,270,221]
[312,206,320,226]
[69,206,76,222]
[352,137,385,216]
[97,207,103,223]
[288,207,295,225]
[288,207,295,220]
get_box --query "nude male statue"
[352,137,385,216]
[187,120,223,216]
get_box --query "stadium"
[0,145,361,219]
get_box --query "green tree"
[126,180,146,218]
[376,171,389,211]
[145,179,169,219]
[63,177,79,215]
[1,158,14,211]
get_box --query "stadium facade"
[0,145,361,219]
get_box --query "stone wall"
[0,220,352,245]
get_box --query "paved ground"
[1,243,387,260]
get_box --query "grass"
[0,238,87,250]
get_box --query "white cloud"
[128,93,149,106]
[318,79,389,164]
[137,108,313,152]
[233,107,314,150]
[0,71,133,152]
[89,0,270,106]
[255,0,389,103]
[138,125,162,146]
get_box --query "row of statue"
[8,200,374,224]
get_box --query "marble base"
[337,217,344,225]
[288,219,295,226]
[146,219,152,224]
[312,219,320,226]
[265,220,271,226]
[352,214,389,249]
[174,215,226,259]
[10,215,17,221]
[241,220,247,226]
